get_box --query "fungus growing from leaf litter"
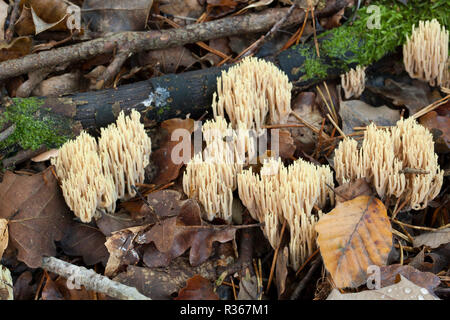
[183,117,256,223]
[211,56,293,132]
[403,19,449,87]
[52,110,152,223]
[340,65,366,99]
[238,157,334,270]
[334,118,443,210]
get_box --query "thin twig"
[41,257,150,300]
[238,4,298,60]
[392,219,450,232]
[266,220,287,294]
[5,0,21,42]
[292,111,330,139]
[290,257,321,300]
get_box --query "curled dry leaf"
[334,178,374,204]
[104,225,148,277]
[277,130,296,159]
[82,0,153,33]
[413,228,450,249]
[0,219,8,260]
[316,196,393,288]
[0,168,73,268]
[151,118,195,185]
[0,0,7,40]
[0,37,32,62]
[114,259,217,300]
[327,275,439,300]
[59,223,109,266]
[379,264,441,295]
[15,0,80,35]
[339,100,400,135]
[0,265,13,300]
[420,110,450,153]
[175,275,219,300]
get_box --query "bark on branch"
[41,256,150,300]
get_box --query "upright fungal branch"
[340,65,366,99]
[183,117,256,223]
[238,158,334,270]
[52,110,152,223]
[211,57,292,133]
[334,118,444,210]
[99,110,152,200]
[403,19,449,87]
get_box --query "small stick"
[392,219,450,232]
[290,257,321,300]
[229,277,238,300]
[41,257,150,300]
[296,248,319,276]
[412,95,450,119]
[280,7,310,51]
[262,123,305,129]
[326,113,346,139]
[323,82,338,122]
[131,185,159,222]
[0,125,16,142]
[5,0,20,42]
[265,220,287,294]
[237,3,298,60]
[399,168,430,175]
[393,244,418,252]
[398,240,404,265]
[392,228,411,243]
[292,112,330,138]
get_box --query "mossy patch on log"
[292,0,450,81]
[0,97,70,151]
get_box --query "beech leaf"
[316,196,393,288]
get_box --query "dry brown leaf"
[287,92,327,154]
[159,0,204,25]
[175,275,219,300]
[12,271,35,300]
[0,36,32,62]
[334,178,374,204]
[420,110,450,153]
[237,268,259,300]
[113,258,217,300]
[32,71,81,97]
[339,100,400,135]
[104,225,148,277]
[0,0,7,40]
[0,219,8,260]
[151,118,195,185]
[327,275,439,300]
[0,266,13,300]
[0,168,73,268]
[316,196,393,288]
[59,223,109,266]
[15,0,79,35]
[139,47,198,74]
[82,0,153,32]
[278,130,296,159]
[380,264,441,294]
[413,228,450,249]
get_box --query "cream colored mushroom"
[237,157,334,269]
[403,19,449,86]
[334,118,443,210]
[183,153,235,223]
[341,65,366,99]
[98,110,152,200]
[212,56,292,132]
[52,110,152,223]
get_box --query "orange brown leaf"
[315,195,393,288]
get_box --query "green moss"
[294,0,450,80]
[0,97,68,151]
[295,45,329,81]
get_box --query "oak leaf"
[175,275,219,300]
